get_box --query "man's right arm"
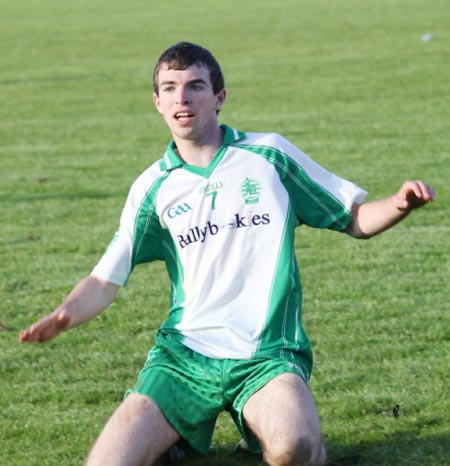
[19,275,120,343]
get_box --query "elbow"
[345,223,372,240]
[353,231,372,240]
[346,204,374,239]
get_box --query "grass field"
[1,0,449,465]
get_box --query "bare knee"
[263,434,327,466]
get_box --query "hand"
[393,180,435,211]
[19,310,70,343]
[19,276,119,344]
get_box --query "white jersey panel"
[156,149,289,358]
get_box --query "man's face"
[153,64,226,144]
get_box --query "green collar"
[159,125,246,174]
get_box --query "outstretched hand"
[19,311,70,343]
[19,276,120,344]
[392,180,435,211]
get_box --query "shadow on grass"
[325,429,450,465]
[172,430,450,466]
[165,446,262,466]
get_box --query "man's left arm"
[345,180,435,239]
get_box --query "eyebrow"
[159,78,209,87]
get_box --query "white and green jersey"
[92,125,367,369]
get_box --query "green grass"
[1,0,449,465]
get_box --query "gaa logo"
[241,178,262,204]
[167,202,192,219]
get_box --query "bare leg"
[243,373,327,466]
[86,393,180,466]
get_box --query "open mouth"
[175,112,195,122]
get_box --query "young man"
[20,42,435,466]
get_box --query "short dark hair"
[153,42,225,95]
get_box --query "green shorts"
[126,332,310,454]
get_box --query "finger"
[19,328,41,343]
[19,321,40,341]
[19,313,66,343]
[410,181,435,203]
[404,181,425,199]
[421,183,436,201]
[399,181,435,209]
[19,323,45,342]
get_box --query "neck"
[174,125,223,168]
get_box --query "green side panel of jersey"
[131,173,186,339]
[235,143,352,231]
[132,174,170,269]
[253,203,312,370]
[160,232,187,333]
[238,142,346,370]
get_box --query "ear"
[153,92,163,114]
[215,89,227,111]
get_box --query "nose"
[176,87,190,105]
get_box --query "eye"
[190,83,205,91]
[161,85,175,93]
